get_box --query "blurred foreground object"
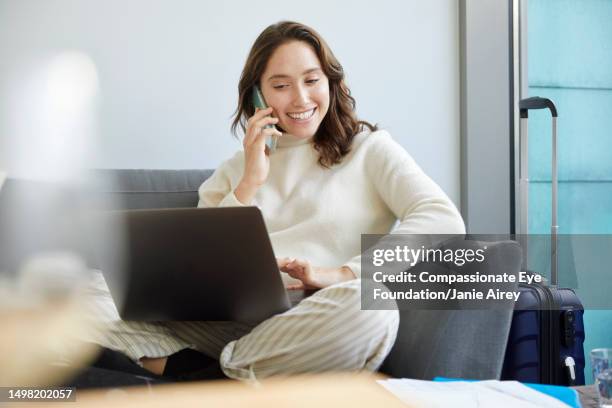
[0,252,98,387]
[0,51,119,386]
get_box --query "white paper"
[377,378,571,408]
[478,380,572,407]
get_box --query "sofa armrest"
[379,240,522,380]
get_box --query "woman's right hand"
[235,107,282,204]
[242,107,281,186]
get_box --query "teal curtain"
[527,0,612,384]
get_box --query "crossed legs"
[89,277,399,380]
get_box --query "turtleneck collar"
[275,133,314,148]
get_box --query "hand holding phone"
[237,90,280,198]
[252,86,280,152]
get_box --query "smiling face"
[260,41,330,140]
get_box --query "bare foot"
[140,356,168,376]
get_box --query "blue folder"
[434,377,581,408]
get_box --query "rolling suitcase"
[501,97,586,385]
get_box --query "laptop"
[97,207,307,323]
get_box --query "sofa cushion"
[379,239,522,380]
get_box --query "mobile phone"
[252,85,279,152]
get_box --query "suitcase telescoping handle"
[519,97,558,118]
[519,97,559,286]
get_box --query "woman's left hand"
[277,258,356,290]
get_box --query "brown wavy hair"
[231,21,377,168]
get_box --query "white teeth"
[288,108,315,120]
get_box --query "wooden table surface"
[18,374,412,408]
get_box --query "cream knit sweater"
[198,129,465,284]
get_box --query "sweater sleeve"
[197,153,246,208]
[342,131,466,278]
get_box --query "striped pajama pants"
[85,272,399,381]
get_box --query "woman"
[97,21,465,381]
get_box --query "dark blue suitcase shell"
[501,283,585,385]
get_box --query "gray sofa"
[0,169,522,383]
[91,169,522,380]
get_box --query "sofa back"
[93,169,213,209]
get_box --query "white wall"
[0,0,460,204]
